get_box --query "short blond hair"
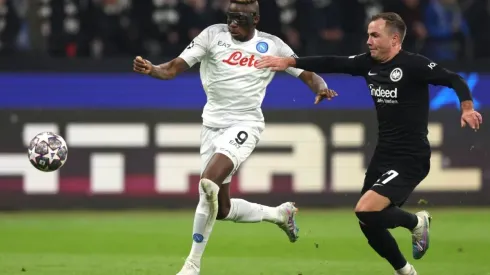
[371,12,407,43]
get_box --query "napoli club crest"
[256,41,269,53]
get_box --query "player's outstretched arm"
[257,54,368,76]
[298,71,338,104]
[417,57,483,130]
[133,56,190,80]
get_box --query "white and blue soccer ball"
[28,132,68,172]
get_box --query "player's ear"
[253,15,260,26]
[392,32,400,46]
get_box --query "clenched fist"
[133,56,153,75]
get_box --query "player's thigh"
[200,126,223,177]
[215,124,261,172]
[370,168,422,207]
[361,171,383,196]
[361,160,384,195]
[200,124,261,184]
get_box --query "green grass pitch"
[0,208,489,275]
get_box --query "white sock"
[414,216,423,230]
[187,179,220,266]
[224,198,281,223]
[396,262,412,274]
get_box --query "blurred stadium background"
[0,0,489,274]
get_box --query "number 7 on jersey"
[377,170,399,185]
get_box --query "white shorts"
[200,123,263,184]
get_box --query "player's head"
[227,0,260,42]
[367,12,406,62]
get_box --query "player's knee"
[201,167,235,187]
[201,170,221,185]
[355,203,376,213]
[201,154,235,184]
[355,190,391,212]
[355,197,384,225]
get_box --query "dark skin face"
[227,2,260,42]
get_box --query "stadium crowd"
[0,0,489,61]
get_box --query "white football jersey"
[179,24,304,128]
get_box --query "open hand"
[256,56,291,71]
[461,109,483,130]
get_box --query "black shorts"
[361,157,430,207]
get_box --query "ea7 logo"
[218,40,231,48]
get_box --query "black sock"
[356,206,418,230]
[359,222,407,270]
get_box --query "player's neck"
[238,29,257,42]
[245,29,256,41]
[380,47,401,63]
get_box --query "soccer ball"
[27,132,68,172]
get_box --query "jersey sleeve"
[275,38,304,77]
[294,53,370,76]
[178,26,212,67]
[413,54,457,85]
[413,54,472,102]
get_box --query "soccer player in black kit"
[257,12,483,275]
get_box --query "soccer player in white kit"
[133,0,337,274]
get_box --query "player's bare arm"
[298,71,338,104]
[133,56,190,80]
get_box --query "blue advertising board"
[1,72,486,110]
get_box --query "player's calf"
[359,222,408,270]
[177,178,219,274]
[220,198,299,241]
[215,184,232,220]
